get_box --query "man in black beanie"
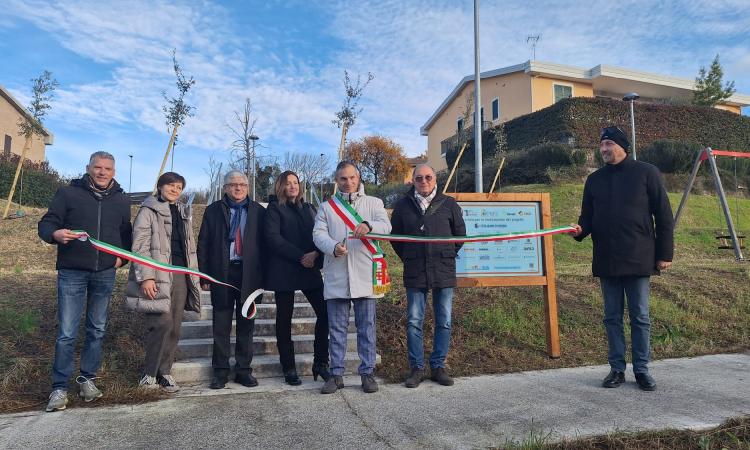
[571,126,674,391]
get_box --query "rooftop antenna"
[526,35,540,60]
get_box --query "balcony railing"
[440,121,493,157]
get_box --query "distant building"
[421,60,750,171]
[0,84,54,162]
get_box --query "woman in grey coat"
[126,172,201,393]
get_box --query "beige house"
[421,60,750,171]
[0,84,54,163]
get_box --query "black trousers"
[212,264,254,375]
[275,288,328,372]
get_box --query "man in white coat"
[313,161,391,394]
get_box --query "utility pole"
[473,0,483,193]
[128,154,133,193]
[249,134,259,201]
[623,92,640,160]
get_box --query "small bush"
[638,140,702,173]
[367,182,411,208]
[0,154,66,208]
[501,143,587,185]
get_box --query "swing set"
[674,147,749,261]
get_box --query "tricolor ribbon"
[351,225,578,244]
[328,194,391,295]
[71,230,258,319]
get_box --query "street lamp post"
[249,134,259,201]
[623,92,640,160]
[320,153,325,203]
[128,154,133,193]
[473,0,483,193]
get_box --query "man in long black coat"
[572,126,674,392]
[198,171,266,389]
[390,164,466,388]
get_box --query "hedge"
[0,154,66,208]
[447,97,750,170]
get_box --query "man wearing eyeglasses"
[197,171,266,389]
[390,164,466,388]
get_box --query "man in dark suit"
[572,126,674,391]
[198,170,266,389]
[390,164,466,388]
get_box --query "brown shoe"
[430,367,454,386]
[404,368,426,388]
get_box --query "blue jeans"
[327,298,376,376]
[406,287,453,369]
[52,268,116,390]
[600,276,651,374]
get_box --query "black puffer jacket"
[390,188,466,288]
[263,200,323,292]
[576,158,674,277]
[38,176,132,271]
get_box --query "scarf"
[224,195,249,243]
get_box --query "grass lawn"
[1,183,749,413]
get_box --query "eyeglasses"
[225,183,249,189]
[414,175,434,182]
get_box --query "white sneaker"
[45,389,68,412]
[158,375,180,393]
[138,374,158,389]
[76,376,103,402]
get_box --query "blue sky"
[2,0,749,191]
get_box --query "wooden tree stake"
[3,135,32,219]
[153,125,180,195]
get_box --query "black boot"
[430,367,454,386]
[602,370,625,388]
[312,362,332,382]
[209,372,228,390]
[284,370,302,386]
[404,368,426,388]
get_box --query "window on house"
[553,84,573,103]
[480,107,484,124]
[457,117,464,132]
[492,98,500,121]
[3,135,10,157]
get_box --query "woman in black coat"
[264,171,330,385]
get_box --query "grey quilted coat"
[126,196,201,313]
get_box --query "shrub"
[637,140,702,173]
[0,154,66,208]
[366,182,411,208]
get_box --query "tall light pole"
[320,153,325,203]
[128,154,133,193]
[623,92,639,160]
[249,134,259,201]
[473,0,483,193]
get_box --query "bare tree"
[153,49,196,194]
[333,70,374,161]
[203,154,224,204]
[227,97,259,184]
[4,70,58,219]
[282,152,331,202]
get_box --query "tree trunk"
[153,125,180,195]
[3,135,32,219]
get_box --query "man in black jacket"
[572,126,674,392]
[391,164,466,388]
[38,151,132,412]
[198,171,266,389]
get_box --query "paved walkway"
[1,353,748,449]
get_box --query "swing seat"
[716,235,745,249]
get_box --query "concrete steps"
[176,333,358,359]
[173,290,373,384]
[172,352,379,383]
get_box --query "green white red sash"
[327,194,391,295]
[358,225,577,244]
[71,230,257,319]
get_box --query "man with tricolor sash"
[313,161,391,394]
[391,164,466,388]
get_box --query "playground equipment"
[674,147,749,261]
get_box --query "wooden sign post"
[447,192,560,358]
